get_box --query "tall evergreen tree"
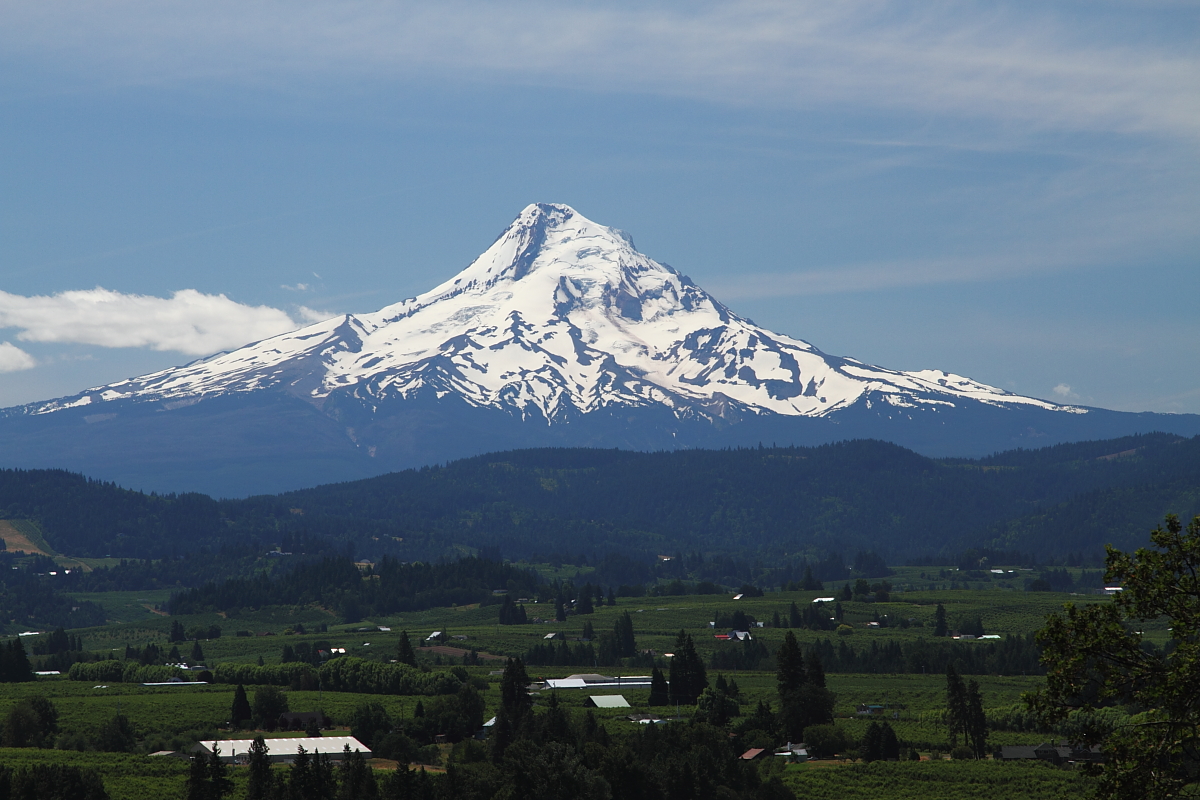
[336,745,377,800]
[667,631,707,706]
[806,650,826,688]
[289,744,314,799]
[614,611,636,658]
[576,585,594,614]
[965,679,988,759]
[207,745,233,799]
[245,737,273,800]
[861,721,883,762]
[190,640,205,664]
[934,603,948,637]
[648,667,669,706]
[880,722,901,761]
[184,752,210,800]
[776,631,806,695]
[396,632,416,667]
[946,664,968,748]
[493,657,532,760]
[801,566,823,591]
[230,684,252,728]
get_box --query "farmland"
[0,576,1114,799]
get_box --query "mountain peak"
[18,203,1079,426]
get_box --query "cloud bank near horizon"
[0,288,330,357]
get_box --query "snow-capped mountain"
[26,203,1074,423]
[3,203,1197,498]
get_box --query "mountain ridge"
[2,203,1198,496]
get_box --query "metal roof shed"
[192,736,370,764]
[586,695,631,708]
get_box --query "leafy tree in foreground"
[1029,514,1200,799]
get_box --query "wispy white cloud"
[0,342,36,373]
[0,288,311,355]
[709,252,1074,300]
[296,306,337,324]
[1052,383,1080,401]
[1,1,1197,142]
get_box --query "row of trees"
[0,763,108,800]
[168,557,545,621]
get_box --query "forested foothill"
[1,433,1197,568]
[0,436,1196,798]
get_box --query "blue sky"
[1,1,1197,413]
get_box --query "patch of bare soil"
[0,520,52,556]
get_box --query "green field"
[1,581,1116,799]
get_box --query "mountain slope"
[2,203,1198,496]
[5,434,1198,564]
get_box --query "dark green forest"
[2,433,1198,568]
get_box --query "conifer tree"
[493,657,532,760]
[336,744,376,799]
[207,745,233,799]
[861,721,883,762]
[230,684,252,728]
[880,722,901,761]
[667,631,707,706]
[245,737,273,800]
[648,667,669,706]
[576,584,594,614]
[776,631,806,695]
[945,664,968,748]
[396,632,416,667]
[934,603,948,637]
[614,611,636,658]
[184,751,210,800]
[965,679,988,759]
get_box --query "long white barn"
[192,736,370,764]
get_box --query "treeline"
[212,658,463,696]
[6,433,1200,568]
[809,633,1045,676]
[0,764,108,800]
[168,556,544,619]
[67,661,187,684]
[59,544,289,592]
